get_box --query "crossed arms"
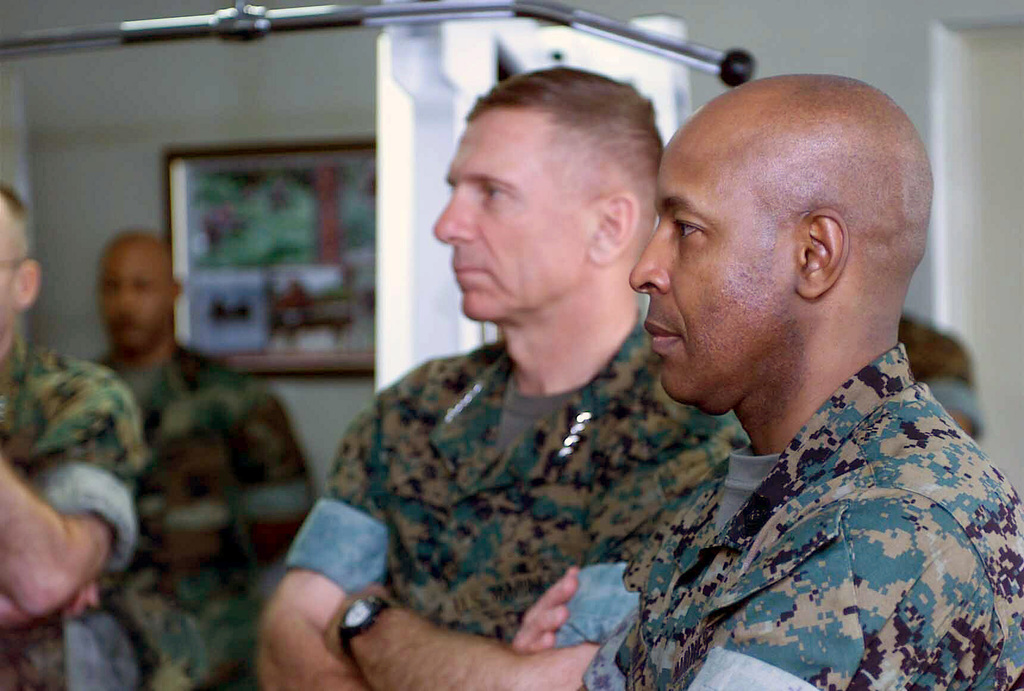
[258,566,596,690]
[0,452,118,627]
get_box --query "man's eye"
[674,220,699,237]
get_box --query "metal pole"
[0,1,754,86]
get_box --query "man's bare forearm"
[258,569,371,690]
[0,454,111,617]
[349,606,597,691]
[259,604,370,690]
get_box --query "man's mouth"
[111,320,140,334]
[643,320,676,338]
[644,319,682,356]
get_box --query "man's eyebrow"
[446,172,514,191]
[658,194,697,215]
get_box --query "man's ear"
[795,209,848,300]
[12,259,41,312]
[588,193,639,266]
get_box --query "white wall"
[933,26,1024,490]
[3,0,1024,488]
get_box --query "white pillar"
[375,15,691,389]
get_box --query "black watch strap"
[338,595,390,654]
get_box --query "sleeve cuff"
[687,648,819,691]
[555,562,639,647]
[36,462,138,572]
[285,498,388,592]
[582,609,634,690]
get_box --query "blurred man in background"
[98,230,311,689]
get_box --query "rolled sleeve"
[37,462,138,572]
[556,562,639,647]
[583,608,635,691]
[687,648,819,691]
[285,498,388,592]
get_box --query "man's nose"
[629,225,672,295]
[433,193,474,245]
[106,287,135,311]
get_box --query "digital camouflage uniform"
[620,346,1024,690]
[0,336,194,690]
[115,347,309,689]
[323,323,746,640]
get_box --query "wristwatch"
[338,595,390,653]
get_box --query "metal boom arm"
[0,1,754,85]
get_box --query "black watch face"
[344,599,374,629]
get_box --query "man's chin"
[110,334,155,357]
[659,374,730,415]
[460,298,505,325]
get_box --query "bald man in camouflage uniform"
[605,75,1024,689]
[260,68,745,690]
[99,231,311,689]
[0,186,203,689]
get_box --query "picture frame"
[165,141,376,375]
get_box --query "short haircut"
[0,183,29,255]
[100,229,175,283]
[0,184,26,223]
[468,68,662,196]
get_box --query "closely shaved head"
[99,230,180,367]
[632,74,934,452]
[0,185,29,258]
[0,185,40,362]
[101,230,175,282]
[683,74,932,301]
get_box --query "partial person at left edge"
[97,229,313,688]
[0,184,178,689]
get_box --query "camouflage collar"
[101,345,207,407]
[163,347,209,393]
[429,320,648,493]
[718,344,914,548]
[436,319,648,428]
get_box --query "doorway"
[933,22,1024,490]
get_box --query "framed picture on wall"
[165,141,376,375]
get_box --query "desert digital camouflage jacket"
[328,323,746,640]
[0,336,148,690]
[620,345,1024,690]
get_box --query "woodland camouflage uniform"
[118,347,309,689]
[0,336,202,690]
